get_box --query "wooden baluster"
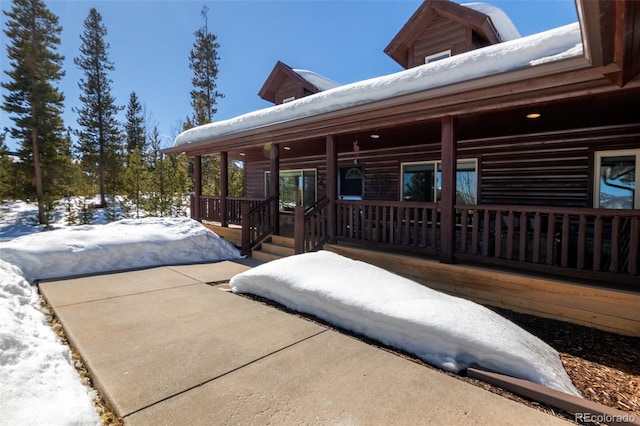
[519,212,527,262]
[577,215,587,270]
[611,216,620,273]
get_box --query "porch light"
[283,146,291,150]
[526,113,541,119]
[370,134,380,139]
[239,152,246,156]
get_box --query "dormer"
[384,0,520,69]
[258,61,340,105]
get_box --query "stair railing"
[294,197,331,254]
[241,194,279,256]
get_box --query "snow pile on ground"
[231,250,581,396]
[0,217,241,282]
[0,259,101,425]
[0,212,242,425]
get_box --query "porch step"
[252,236,295,262]
[202,223,242,247]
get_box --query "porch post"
[220,151,228,227]
[440,116,457,264]
[269,144,280,235]
[193,155,202,222]
[326,135,337,244]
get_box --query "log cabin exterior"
[164,0,640,336]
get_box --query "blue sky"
[0,0,578,151]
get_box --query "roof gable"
[258,61,337,104]
[384,0,519,68]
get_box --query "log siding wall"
[413,16,471,65]
[243,124,640,207]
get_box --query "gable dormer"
[258,61,339,105]
[384,0,520,69]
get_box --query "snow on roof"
[174,22,582,148]
[293,68,340,91]
[463,2,521,42]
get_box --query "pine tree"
[125,91,146,155]
[2,0,67,224]
[74,7,123,208]
[187,5,223,127]
[123,146,148,218]
[0,132,15,199]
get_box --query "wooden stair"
[252,235,295,262]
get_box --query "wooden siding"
[413,16,470,66]
[243,124,640,207]
[275,79,302,104]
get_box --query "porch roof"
[164,1,640,158]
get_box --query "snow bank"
[230,251,581,396]
[0,217,242,282]
[0,259,100,425]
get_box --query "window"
[339,166,364,200]
[282,96,296,103]
[265,169,316,212]
[595,150,639,209]
[401,159,477,204]
[425,50,451,64]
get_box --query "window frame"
[400,158,478,204]
[425,49,452,64]
[594,149,639,209]
[265,168,317,211]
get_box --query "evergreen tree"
[147,126,188,216]
[74,7,123,208]
[2,0,67,223]
[186,5,223,127]
[125,91,146,154]
[183,6,224,198]
[0,132,15,199]
[123,146,148,218]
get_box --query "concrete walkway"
[39,261,570,425]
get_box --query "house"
[164,0,640,336]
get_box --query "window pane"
[456,161,477,205]
[302,170,316,208]
[599,155,635,209]
[403,164,435,202]
[280,172,300,212]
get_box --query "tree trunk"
[31,107,45,225]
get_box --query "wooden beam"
[220,151,228,227]
[440,116,457,264]
[193,155,202,222]
[269,144,280,235]
[326,135,337,244]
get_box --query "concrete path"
[39,260,570,425]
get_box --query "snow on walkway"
[230,250,581,396]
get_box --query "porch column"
[326,135,337,244]
[220,151,228,227]
[193,155,202,222]
[269,143,280,235]
[440,116,457,264]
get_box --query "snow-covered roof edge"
[293,69,340,91]
[462,2,521,41]
[174,23,582,148]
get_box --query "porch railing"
[196,196,265,224]
[294,197,331,254]
[336,200,440,255]
[454,205,640,284]
[241,195,278,255]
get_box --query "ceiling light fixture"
[239,152,245,156]
[283,146,291,151]
[370,134,380,139]
[526,113,541,119]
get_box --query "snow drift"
[230,250,581,396]
[0,217,242,282]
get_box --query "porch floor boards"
[325,243,640,337]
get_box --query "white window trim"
[282,96,296,103]
[594,149,640,209]
[425,49,451,64]
[400,158,478,204]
